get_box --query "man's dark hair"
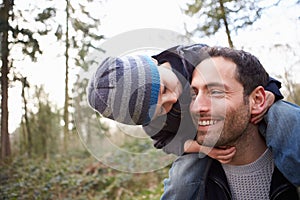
[202,46,269,97]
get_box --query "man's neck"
[227,125,267,166]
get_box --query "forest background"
[1,0,300,199]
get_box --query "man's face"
[190,56,251,147]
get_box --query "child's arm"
[262,100,300,186]
[184,140,236,164]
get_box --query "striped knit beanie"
[87,55,160,125]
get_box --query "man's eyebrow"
[190,82,229,90]
[206,82,228,89]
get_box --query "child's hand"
[251,91,275,124]
[184,140,236,164]
[200,146,236,164]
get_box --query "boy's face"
[153,62,182,118]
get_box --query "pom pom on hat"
[87,55,160,125]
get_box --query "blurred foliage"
[280,71,300,105]
[277,65,300,105]
[12,86,62,158]
[287,84,300,105]
[271,43,300,105]
[183,0,282,47]
[0,150,169,200]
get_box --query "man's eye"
[210,90,225,97]
[190,88,197,99]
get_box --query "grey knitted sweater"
[222,149,274,200]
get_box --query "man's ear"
[250,86,266,115]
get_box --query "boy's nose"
[161,92,178,114]
[169,92,178,103]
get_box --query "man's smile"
[198,120,217,126]
[195,117,224,133]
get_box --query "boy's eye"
[161,85,167,94]
[159,106,165,116]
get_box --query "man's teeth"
[199,120,217,126]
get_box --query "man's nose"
[190,93,210,113]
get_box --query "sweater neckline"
[222,148,273,175]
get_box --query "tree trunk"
[20,119,27,154]
[63,0,70,152]
[0,0,12,160]
[218,0,234,48]
[21,78,32,157]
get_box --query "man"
[189,46,299,199]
